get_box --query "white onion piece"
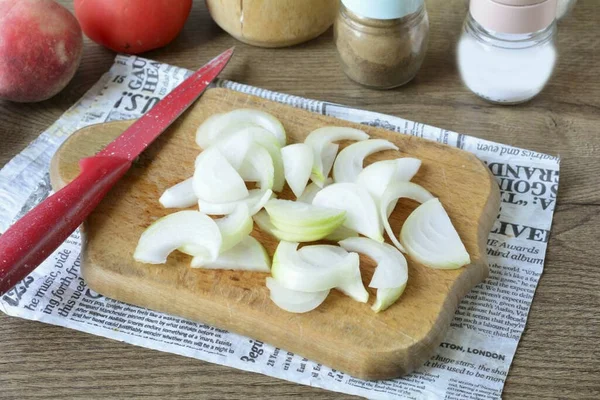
[256,210,336,242]
[195,113,224,148]
[281,143,314,198]
[304,127,369,186]
[193,148,248,203]
[356,158,422,209]
[339,237,408,289]
[380,182,434,252]
[159,178,197,209]
[266,277,329,313]
[196,109,286,148]
[215,204,253,252]
[297,179,332,203]
[324,226,359,241]
[400,198,470,269]
[238,144,274,190]
[211,130,254,170]
[271,241,357,292]
[265,199,345,228]
[134,211,221,264]
[206,125,285,191]
[199,189,273,216]
[298,245,368,303]
[333,139,399,183]
[372,285,406,313]
[200,237,270,272]
[312,183,383,242]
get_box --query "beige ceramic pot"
[206,0,339,48]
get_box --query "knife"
[0,48,234,296]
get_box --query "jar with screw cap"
[457,0,558,104]
[334,0,429,89]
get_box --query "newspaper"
[0,55,559,399]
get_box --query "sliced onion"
[238,143,274,190]
[199,189,273,216]
[333,139,399,183]
[211,130,254,170]
[400,198,471,269]
[271,241,357,292]
[298,245,368,303]
[304,127,369,186]
[324,226,358,241]
[339,237,408,289]
[215,204,253,252]
[134,211,221,264]
[196,109,286,148]
[256,209,337,243]
[266,277,329,313]
[371,285,406,313]
[193,148,248,203]
[312,182,383,242]
[159,177,197,209]
[297,179,332,203]
[380,182,434,252]
[199,236,270,272]
[356,158,422,207]
[281,143,314,198]
[265,199,345,228]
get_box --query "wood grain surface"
[0,0,599,398]
[48,88,499,380]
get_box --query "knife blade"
[0,48,234,296]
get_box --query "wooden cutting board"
[50,88,500,380]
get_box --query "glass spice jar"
[457,0,558,104]
[334,0,429,89]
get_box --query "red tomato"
[74,0,192,54]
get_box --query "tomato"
[74,0,192,54]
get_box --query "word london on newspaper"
[0,55,559,400]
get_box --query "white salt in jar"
[457,0,558,104]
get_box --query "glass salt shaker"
[457,0,558,105]
[334,0,429,89]
[556,0,577,20]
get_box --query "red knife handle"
[0,156,132,296]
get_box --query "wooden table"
[1,1,598,398]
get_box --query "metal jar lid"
[341,0,423,19]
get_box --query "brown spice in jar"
[334,6,429,89]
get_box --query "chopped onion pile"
[135,108,471,315]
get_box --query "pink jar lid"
[470,0,557,34]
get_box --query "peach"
[0,0,83,103]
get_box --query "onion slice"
[298,245,368,303]
[215,204,253,252]
[134,211,221,264]
[254,209,344,242]
[324,226,358,241]
[339,237,408,289]
[304,127,369,187]
[200,237,270,272]
[266,277,329,313]
[371,285,406,313]
[238,144,274,190]
[265,199,345,228]
[196,109,286,148]
[356,158,422,207]
[199,189,273,216]
[312,183,383,242]
[400,198,471,269]
[333,139,399,183]
[380,182,434,252]
[193,148,248,203]
[211,130,254,170]
[159,178,197,209]
[271,241,357,292]
[297,179,332,203]
[281,143,314,198]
